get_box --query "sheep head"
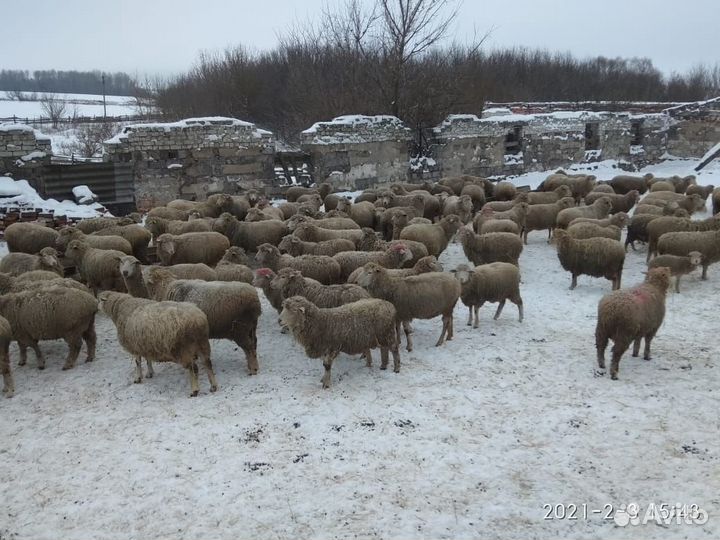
[416,256,443,273]
[688,251,703,266]
[38,247,63,275]
[389,243,413,263]
[65,239,88,262]
[279,295,313,329]
[355,262,385,288]
[119,255,141,279]
[221,246,248,264]
[451,263,474,285]
[644,267,671,293]
[156,234,176,256]
[252,267,276,288]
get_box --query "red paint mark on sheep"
[630,288,651,304]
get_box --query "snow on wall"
[0,176,107,217]
[301,115,412,145]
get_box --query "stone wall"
[103,117,275,206]
[0,123,52,184]
[665,100,720,158]
[300,115,412,189]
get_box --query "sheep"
[347,255,443,284]
[0,316,12,398]
[10,270,83,287]
[540,173,596,202]
[64,240,126,294]
[650,180,676,192]
[607,173,653,195]
[380,191,440,221]
[99,291,216,396]
[646,215,720,261]
[285,183,332,203]
[408,217,432,226]
[335,199,376,228]
[641,193,705,214]
[399,215,462,257]
[625,214,660,251]
[712,188,720,215]
[460,183,486,212]
[4,222,59,254]
[159,263,218,281]
[526,185,573,205]
[633,200,682,216]
[75,216,136,234]
[390,212,411,240]
[145,267,262,375]
[278,235,354,257]
[657,230,720,280]
[456,228,523,267]
[556,197,613,230]
[0,272,91,297]
[590,184,615,194]
[253,268,283,314]
[0,247,63,276]
[439,175,471,195]
[568,212,629,229]
[553,229,625,290]
[280,295,400,388]
[567,222,622,241]
[356,262,460,352]
[215,247,253,283]
[255,243,342,284]
[55,227,133,255]
[288,214,362,231]
[488,202,529,233]
[357,229,430,266]
[332,244,412,282]
[595,267,671,380]
[0,285,97,371]
[213,213,288,252]
[480,219,521,235]
[272,268,370,308]
[145,216,211,240]
[686,184,715,201]
[521,197,575,244]
[324,193,350,212]
[119,256,149,298]
[91,224,152,263]
[492,181,517,201]
[482,192,530,212]
[375,205,424,240]
[147,206,190,221]
[452,262,523,328]
[166,193,234,218]
[647,251,703,293]
[354,190,378,204]
[584,190,640,214]
[254,201,285,221]
[441,194,473,223]
[293,222,364,246]
[155,232,230,266]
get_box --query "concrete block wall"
[0,123,53,185]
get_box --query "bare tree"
[60,122,117,158]
[40,94,67,127]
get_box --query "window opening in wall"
[504,125,523,155]
[630,120,643,146]
[167,150,178,159]
[585,122,600,150]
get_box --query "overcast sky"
[1,0,718,78]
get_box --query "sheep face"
[355,262,384,288]
[119,256,141,279]
[596,198,613,213]
[254,244,278,264]
[245,208,265,222]
[452,263,473,284]
[279,296,308,329]
[222,247,248,264]
[38,248,63,274]
[277,236,297,254]
[688,251,703,266]
[252,268,276,288]
[419,256,443,273]
[156,235,176,256]
[65,239,87,262]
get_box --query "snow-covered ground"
[0,158,718,540]
[0,91,142,119]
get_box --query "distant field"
[0,91,144,120]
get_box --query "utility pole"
[102,74,107,119]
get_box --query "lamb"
[526,185,573,205]
[255,243,343,284]
[657,230,720,280]
[480,219,521,235]
[332,244,412,282]
[166,193,234,218]
[76,216,136,234]
[647,251,703,293]
[278,235,355,257]
[452,263,523,328]
[335,199,376,228]
[456,228,523,266]
[521,197,575,244]
[215,247,253,283]
[441,194,474,223]
[99,291,216,396]
[4,222,59,254]
[493,181,517,201]
[567,222,622,241]
[280,295,400,388]
[553,229,625,290]
[272,268,370,308]
[595,267,671,380]
[145,267,262,374]
[253,268,283,314]
[285,183,332,203]
[213,213,288,252]
[584,190,640,214]
[0,285,97,370]
[685,184,715,201]
[155,232,230,266]
[0,247,63,276]
[555,197,613,230]
[0,316,12,398]
[293,222,364,246]
[607,173,653,195]
[64,240,126,294]
[145,216,211,240]
[356,263,460,352]
[646,215,720,261]
[55,227,133,255]
[91,224,152,263]
[399,215,462,257]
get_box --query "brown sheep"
[556,197,613,230]
[399,215,462,257]
[0,247,63,277]
[55,227,133,255]
[457,228,523,266]
[91,224,152,263]
[4,222,59,254]
[213,213,288,252]
[657,230,720,280]
[156,232,230,266]
[584,190,640,214]
[607,173,653,195]
[333,244,412,282]
[452,263,523,329]
[554,229,625,290]
[255,243,343,284]
[648,251,703,293]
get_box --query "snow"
[20,150,47,161]
[302,115,406,134]
[104,117,271,145]
[0,158,719,539]
[698,141,720,164]
[71,185,98,204]
[0,91,143,119]
[0,177,107,218]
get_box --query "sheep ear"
[299,306,305,313]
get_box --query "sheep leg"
[379,348,387,369]
[403,321,413,352]
[447,310,455,341]
[82,321,96,363]
[18,344,27,367]
[201,349,218,393]
[235,326,259,375]
[473,305,480,329]
[321,354,336,389]
[133,356,144,384]
[188,362,200,397]
[62,335,83,370]
[523,230,528,245]
[466,306,473,326]
[643,334,656,361]
[610,339,631,380]
[514,295,524,322]
[1,346,13,398]
[391,343,401,373]
[436,316,450,347]
[145,358,154,378]
[395,320,403,350]
[675,276,681,293]
[701,264,708,280]
[365,349,373,368]
[631,338,642,357]
[595,329,608,370]
[31,343,45,370]
[570,274,578,290]
[493,300,506,320]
